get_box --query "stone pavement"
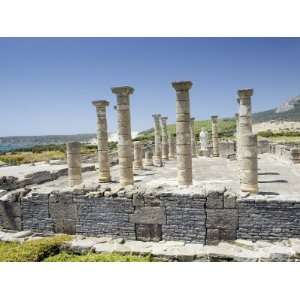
[1,230,300,262]
[22,153,300,200]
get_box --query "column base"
[240,183,258,194]
[153,156,163,167]
[143,159,153,166]
[99,176,111,183]
[133,162,143,170]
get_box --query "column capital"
[111,86,134,96]
[92,100,109,108]
[152,114,161,119]
[172,81,192,91]
[211,115,218,122]
[238,89,253,98]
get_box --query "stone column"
[235,112,240,160]
[133,141,143,170]
[112,86,134,186]
[144,149,153,166]
[172,81,193,186]
[190,117,197,157]
[168,135,176,160]
[240,134,258,194]
[152,114,163,167]
[238,89,253,136]
[66,142,82,187]
[92,100,111,183]
[211,115,219,157]
[160,116,169,161]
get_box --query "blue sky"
[0,37,300,137]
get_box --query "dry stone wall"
[1,188,300,244]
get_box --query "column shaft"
[168,135,176,160]
[211,116,219,157]
[144,149,153,166]
[172,81,193,185]
[190,117,197,157]
[92,100,111,182]
[160,117,169,160]
[152,114,163,166]
[240,134,258,193]
[112,86,134,186]
[235,112,240,160]
[133,141,143,170]
[66,142,82,187]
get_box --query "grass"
[0,235,72,262]
[137,117,237,142]
[0,235,153,262]
[45,251,152,262]
[0,143,118,166]
[0,151,65,166]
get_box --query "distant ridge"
[253,95,300,123]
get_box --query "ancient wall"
[2,186,300,244]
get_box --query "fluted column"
[133,141,143,170]
[240,134,258,194]
[211,115,219,157]
[172,81,193,186]
[168,135,176,160]
[160,116,169,161]
[112,86,134,186]
[66,142,82,187]
[190,117,197,157]
[92,100,111,183]
[152,114,163,167]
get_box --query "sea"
[0,134,97,153]
[0,132,139,153]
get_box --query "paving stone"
[68,237,106,253]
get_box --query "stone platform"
[26,154,300,199]
[1,154,300,245]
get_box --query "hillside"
[137,118,236,140]
[253,95,300,123]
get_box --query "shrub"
[45,251,152,262]
[0,235,72,262]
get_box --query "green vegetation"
[0,235,153,262]
[0,143,119,166]
[45,251,152,262]
[0,235,72,262]
[137,117,237,142]
[258,130,300,138]
[0,150,65,165]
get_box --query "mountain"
[253,95,300,123]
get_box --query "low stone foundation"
[1,186,300,245]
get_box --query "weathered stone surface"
[129,207,166,224]
[206,209,238,229]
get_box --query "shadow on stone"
[258,172,280,176]
[258,180,288,183]
[258,191,280,196]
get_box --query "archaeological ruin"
[1,82,300,249]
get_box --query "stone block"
[130,207,166,224]
[206,209,238,229]
[206,229,220,245]
[135,224,162,242]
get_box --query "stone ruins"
[1,82,300,250]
